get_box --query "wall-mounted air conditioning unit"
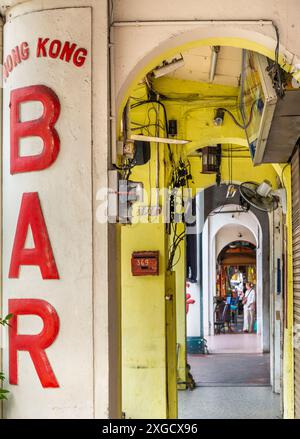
[242,52,300,165]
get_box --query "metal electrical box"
[242,52,300,165]
[261,90,300,163]
[131,251,159,276]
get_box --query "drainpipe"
[109,24,117,165]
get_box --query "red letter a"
[9,192,59,279]
[9,298,60,388]
[10,85,60,174]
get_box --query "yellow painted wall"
[189,155,279,195]
[121,223,168,419]
[121,95,177,418]
[165,271,178,418]
[174,223,187,390]
[273,164,294,419]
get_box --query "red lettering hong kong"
[3,42,29,80]
[3,38,88,80]
[37,38,88,67]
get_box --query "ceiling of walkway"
[165,46,242,87]
[218,240,256,265]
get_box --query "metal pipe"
[155,99,160,210]
[109,26,117,165]
[112,20,274,27]
[209,46,220,83]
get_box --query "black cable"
[208,204,248,216]
[227,149,230,186]
[274,25,285,99]
[169,235,185,270]
[131,99,174,164]
[131,123,165,131]
[230,144,233,184]
[167,223,178,271]
[167,223,185,271]
[170,244,182,270]
[218,99,257,130]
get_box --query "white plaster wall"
[113,0,299,53]
[270,208,284,393]
[216,224,256,257]
[110,0,300,109]
[113,0,300,55]
[2,6,93,419]
[0,0,295,418]
[0,15,3,421]
[1,0,119,419]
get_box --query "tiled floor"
[205,334,261,354]
[178,386,281,419]
[179,338,280,419]
[188,353,270,386]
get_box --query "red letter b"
[10,85,60,174]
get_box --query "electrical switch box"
[131,251,159,276]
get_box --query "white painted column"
[1,1,120,419]
[202,219,210,336]
[0,14,3,420]
[271,208,284,393]
[210,234,217,335]
[186,190,204,351]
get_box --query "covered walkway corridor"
[1,0,300,422]
[179,386,280,419]
[180,322,280,418]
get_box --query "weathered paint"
[1,0,121,419]
[175,223,187,390]
[0,0,298,420]
[2,6,93,419]
[121,223,168,419]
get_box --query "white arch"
[113,21,299,111]
[201,204,264,351]
[216,224,257,257]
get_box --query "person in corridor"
[243,282,256,333]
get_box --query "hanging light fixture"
[201,146,217,173]
[201,145,221,175]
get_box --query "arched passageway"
[117,23,293,418]
[186,186,269,351]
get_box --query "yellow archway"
[117,25,296,419]
[115,23,299,119]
